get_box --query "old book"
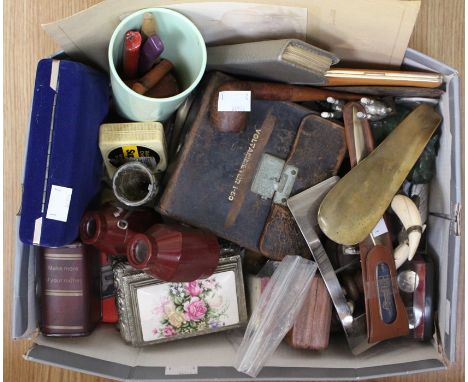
[40,243,101,336]
[207,39,339,84]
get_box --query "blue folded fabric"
[19,59,110,247]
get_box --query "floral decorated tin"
[113,255,247,346]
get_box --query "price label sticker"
[218,91,251,111]
[371,217,388,237]
[46,185,73,222]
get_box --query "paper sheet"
[42,0,420,71]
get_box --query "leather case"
[158,72,346,260]
[40,243,101,336]
[19,59,109,247]
[207,39,339,85]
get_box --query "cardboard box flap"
[35,325,444,370]
[26,343,446,381]
[42,0,420,72]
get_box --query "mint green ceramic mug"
[108,8,207,122]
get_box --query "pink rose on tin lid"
[184,297,207,321]
[162,325,176,337]
[186,281,203,296]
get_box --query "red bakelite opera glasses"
[80,204,220,282]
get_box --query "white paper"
[218,91,251,111]
[46,185,73,222]
[371,217,388,237]
[42,2,307,72]
[137,271,239,342]
[168,3,307,45]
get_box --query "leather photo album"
[157,72,347,260]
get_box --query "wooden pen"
[325,68,443,88]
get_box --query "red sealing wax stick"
[127,224,220,282]
[122,30,142,80]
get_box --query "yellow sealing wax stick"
[141,12,157,41]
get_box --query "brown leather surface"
[287,275,332,350]
[343,102,409,343]
[40,245,101,337]
[158,72,312,256]
[259,204,310,260]
[259,114,346,259]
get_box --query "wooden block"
[287,275,332,350]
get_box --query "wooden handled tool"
[343,102,409,343]
[210,80,362,133]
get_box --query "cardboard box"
[12,2,461,380]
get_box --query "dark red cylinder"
[80,204,157,256]
[122,30,142,80]
[127,224,220,282]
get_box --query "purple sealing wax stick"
[139,34,165,75]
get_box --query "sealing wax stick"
[141,12,157,41]
[139,34,165,75]
[145,72,180,98]
[132,59,173,95]
[122,30,142,80]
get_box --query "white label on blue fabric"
[49,60,60,91]
[46,185,73,222]
[33,217,43,245]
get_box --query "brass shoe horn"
[317,104,442,245]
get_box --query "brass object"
[317,104,442,245]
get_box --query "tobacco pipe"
[209,81,362,133]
